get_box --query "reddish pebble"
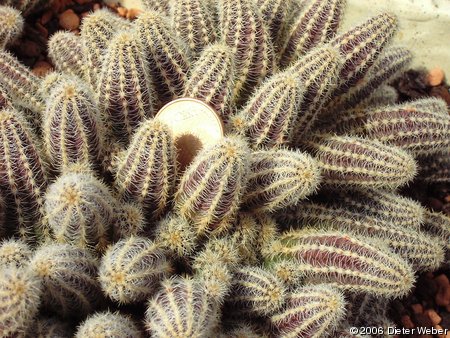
[401,315,415,329]
[41,10,53,25]
[427,67,445,87]
[59,9,80,30]
[411,303,424,314]
[35,22,49,39]
[32,61,53,77]
[435,274,450,307]
[425,309,442,325]
[93,3,101,10]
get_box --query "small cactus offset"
[48,31,86,79]
[145,276,219,338]
[0,5,23,49]
[329,12,398,96]
[280,201,445,271]
[44,167,116,251]
[75,311,143,338]
[154,214,197,257]
[29,243,102,318]
[172,0,217,54]
[270,284,346,338]
[43,75,105,172]
[218,0,275,104]
[0,0,48,16]
[230,71,303,149]
[227,266,286,317]
[310,135,417,190]
[363,98,450,156]
[0,239,32,267]
[0,51,44,120]
[112,202,145,241]
[0,266,43,337]
[243,149,321,213]
[99,236,172,304]
[135,11,190,108]
[0,108,47,240]
[174,136,250,236]
[279,0,345,67]
[264,229,414,297]
[183,42,235,121]
[288,46,343,144]
[80,9,131,88]
[114,119,177,221]
[229,212,260,265]
[98,31,154,143]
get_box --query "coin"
[155,98,224,171]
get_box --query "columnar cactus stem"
[310,135,417,190]
[330,12,398,96]
[218,0,275,104]
[288,46,343,144]
[183,43,235,121]
[75,312,143,338]
[30,243,102,318]
[145,276,219,338]
[270,284,346,338]
[264,229,414,297]
[114,119,177,221]
[256,0,291,51]
[99,31,154,143]
[0,6,23,49]
[174,136,250,235]
[136,11,190,108]
[80,9,131,88]
[325,46,412,114]
[141,0,172,16]
[172,0,217,54]
[44,168,115,252]
[243,149,321,212]
[0,51,44,121]
[0,108,47,241]
[43,75,104,172]
[0,83,13,110]
[227,266,286,317]
[99,236,171,304]
[0,266,42,337]
[363,98,450,155]
[280,201,444,270]
[279,0,345,67]
[48,31,86,79]
[230,72,303,149]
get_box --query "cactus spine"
[172,0,217,54]
[231,71,303,149]
[174,136,250,235]
[218,0,274,104]
[75,311,143,338]
[311,135,417,190]
[30,243,101,318]
[183,43,235,121]
[270,284,346,338]
[264,229,414,297]
[98,31,154,143]
[0,108,47,240]
[141,0,172,16]
[136,11,190,107]
[257,0,291,52]
[0,266,42,337]
[279,0,345,67]
[243,149,321,212]
[44,168,115,251]
[0,5,23,49]
[48,31,86,80]
[145,276,219,338]
[43,75,104,172]
[99,236,171,304]
[114,119,177,221]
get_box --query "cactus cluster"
[0,1,448,336]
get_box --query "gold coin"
[155,98,224,171]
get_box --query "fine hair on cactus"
[75,311,143,338]
[0,5,24,49]
[0,239,32,267]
